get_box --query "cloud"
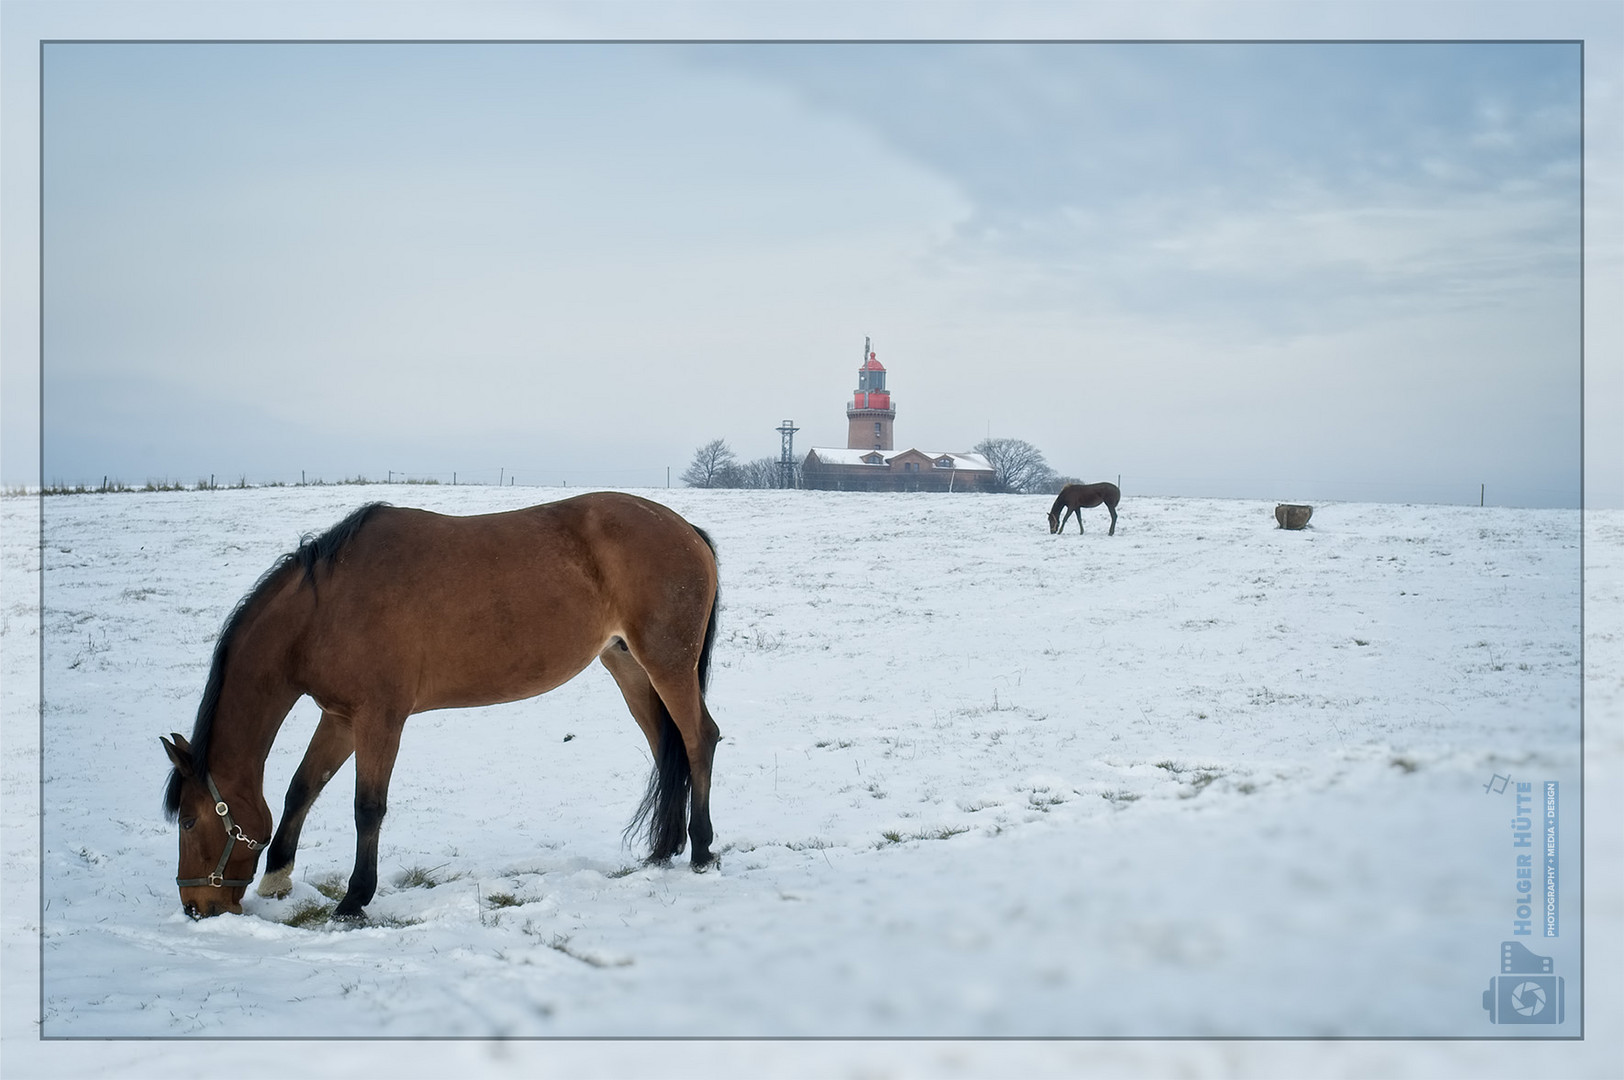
[702,42,1581,333]
[35,40,1584,505]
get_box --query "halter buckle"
[177,775,265,893]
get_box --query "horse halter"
[176,773,264,889]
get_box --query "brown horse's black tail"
[627,708,692,862]
[624,524,718,862]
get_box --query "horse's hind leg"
[1107,503,1118,536]
[259,711,355,897]
[689,699,721,867]
[600,643,704,865]
[597,639,711,870]
[647,671,720,870]
[599,641,666,763]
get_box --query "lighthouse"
[803,337,995,491]
[846,336,896,451]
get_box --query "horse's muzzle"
[182,892,244,919]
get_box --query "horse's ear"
[161,734,195,777]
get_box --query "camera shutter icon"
[1509,980,1548,1018]
[1482,943,1565,1025]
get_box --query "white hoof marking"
[257,866,294,898]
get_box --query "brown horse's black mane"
[163,503,389,819]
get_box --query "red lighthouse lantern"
[846,337,896,450]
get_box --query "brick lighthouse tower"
[846,336,896,451]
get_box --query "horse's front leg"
[259,711,355,898]
[333,711,405,921]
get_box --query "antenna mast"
[777,420,801,489]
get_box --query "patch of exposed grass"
[1181,770,1220,798]
[280,899,334,928]
[785,838,831,851]
[1027,788,1067,811]
[880,824,969,846]
[486,891,523,909]
[310,873,348,901]
[606,865,639,880]
[1390,756,1420,774]
[394,863,459,889]
[546,934,632,969]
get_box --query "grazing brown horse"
[160,493,721,921]
[1047,482,1120,536]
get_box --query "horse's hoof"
[691,854,718,874]
[330,906,368,924]
[257,866,294,898]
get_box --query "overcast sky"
[12,18,1607,505]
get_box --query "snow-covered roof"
[805,447,992,472]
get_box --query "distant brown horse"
[161,493,721,921]
[1047,482,1120,536]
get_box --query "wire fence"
[1118,473,1583,509]
[11,467,1586,509]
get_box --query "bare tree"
[681,439,738,488]
[732,457,783,489]
[974,437,1058,494]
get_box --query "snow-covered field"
[3,486,1620,1076]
